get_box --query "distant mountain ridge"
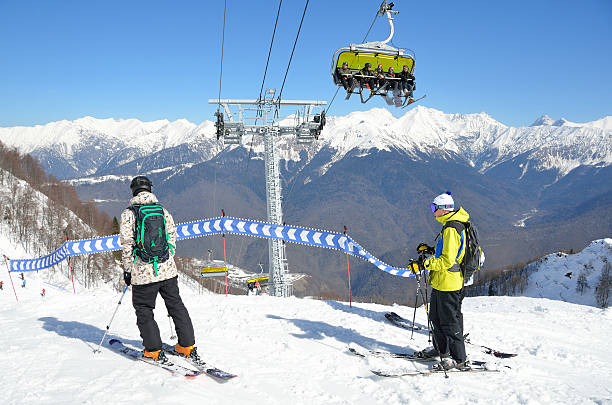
[1,107,610,181]
[1,107,611,302]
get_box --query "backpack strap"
[127,205,141,260]
[443,220,466,260]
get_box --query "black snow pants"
[429,288,466,363]
[132,276,195,351]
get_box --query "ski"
[161,343,237,381]
[108,339,203,378]
[348,346,436,361]
[383,311,517,359]
[402,94,427,108]
[384,312,423,331]
[371,363,498,377]
[464,334,517,359]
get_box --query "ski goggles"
[430,203,454,213]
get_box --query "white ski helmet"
[432,191,455,211]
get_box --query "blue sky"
[0,0,610,127]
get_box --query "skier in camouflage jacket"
[120,189,178,285]
[120,176,196,362]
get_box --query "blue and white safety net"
[7,217,414,278]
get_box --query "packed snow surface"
[1,270,610,404]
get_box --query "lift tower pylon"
[209,90,326,297]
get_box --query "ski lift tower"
[209,89,326,297]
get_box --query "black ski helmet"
[130,176,152,196]
[365,62,371,69]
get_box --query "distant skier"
[120,176,198,364]
[0,280,3,290]
[20,272,24,281]
[41,288,46,297]
[22,279,26,288]
[255,280,261,296]
[408,191,471,371]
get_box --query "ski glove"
[123,271,131,286]
[416,243,434,255]
[408,259,423,274]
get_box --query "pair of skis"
[384,312,517,359]
[108,339,236,381]
[349,345,502,377]
[351,312,517,377]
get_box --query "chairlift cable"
[245,0,283,180]
[258,0,283,107]
[211,0,227,252]
[217,0,227,111]
[233,0,283,265]
[324,87,341,114]
[362,0,385,43]
[276,0,310,106]
[325,0,385,113]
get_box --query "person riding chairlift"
[375,64,387,90]
[386,66,398,92]
[336,61,355,91]
[359,63,376,91]
[399,64,416,101]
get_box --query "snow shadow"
[38,317,141,351]
[267,314,417,353]
[324,300,428,333]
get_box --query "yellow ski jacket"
[423,207,469,291]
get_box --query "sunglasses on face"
[430,203,453,213]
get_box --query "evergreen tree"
[595,262,610,308]
[576,272,589,295]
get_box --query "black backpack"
[443,220,484,285]
[128,203,171,276]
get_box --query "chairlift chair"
[330,1,417,106]
[200,249,227,278]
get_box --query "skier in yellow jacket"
[409,191,470,371]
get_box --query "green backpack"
[128,203,174,276]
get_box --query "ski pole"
[410,280,419,339]
[415,270,449,379]
[94,284,129,354]
[168,314,177,340]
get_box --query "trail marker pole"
[3,255,18,302]
[65,232,76,294]
[222,209,228,297]
[344,226,352,307]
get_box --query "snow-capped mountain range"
[2,107,610,302]
[1,106,610,181]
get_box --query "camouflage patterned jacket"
[120,191,178,285]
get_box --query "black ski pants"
[429,288,466,363]
[132,276,195,351]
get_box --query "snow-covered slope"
[519,239,612,307]
[1,274,611,404]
